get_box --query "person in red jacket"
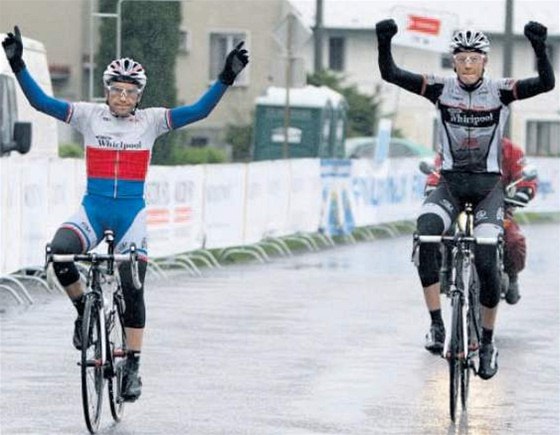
[425,137,537,304]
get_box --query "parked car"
[345,136,433,159]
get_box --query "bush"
[170,146,227,165]
[58,143,84,158]
[226,123,253,162]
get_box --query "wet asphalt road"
[1,223,559,435]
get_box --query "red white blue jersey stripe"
[67,102,171,198]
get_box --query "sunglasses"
[107,85,141,98]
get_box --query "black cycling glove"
[218,41,249,86]
[376,19,398,46]
[511,187,533,206]
[2,25,25,73]
[524,21,548,56]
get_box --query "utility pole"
[503,0,514,136]
[313,0,324,73]
[283,13,294,159]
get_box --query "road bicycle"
[45,230,141,434]
[413,202,498,421]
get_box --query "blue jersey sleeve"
[169,81,228,129]
[16,68,71,122]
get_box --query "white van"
[0,34,58,158]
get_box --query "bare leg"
[481,305,498,331]
[423,282,441,311]
[126,327,144,352]
[65,279,84,300]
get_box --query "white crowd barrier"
[1,156,558,275]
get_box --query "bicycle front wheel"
[108,295,127,421]
[81,295,105,434]
[448,293,463,422]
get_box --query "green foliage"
[170,146,227,165]
[58,143,84,158]
[307,70,382,138]
[96,0,182,164]
[225,123,253,162]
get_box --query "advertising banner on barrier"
[1,156,559,276]
[146,165,205,257]
[288,159,322,234]
[262,160,292,238]
[253,160,292,240]
[19,160,49,267]
[47,158,81,241]
[0,159,5,272]
[203,163,246,249]
[320,159,355,236]
[523,157,560,213]
[1,160,24,273]
[244,161,276,244]
[351,158,426,226]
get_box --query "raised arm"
[2,26,70,121]
[169,41,249,129]
[506,22,555,103]
[376,19,426,96]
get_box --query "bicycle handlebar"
[46,245,142,290]
[504,196,528,208]
[415,234,499,246]
[50,253,133,263]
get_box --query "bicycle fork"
[442,254,472,360]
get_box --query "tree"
[226,123,253,162]
[307,70,383,138]
[96,0,182,164]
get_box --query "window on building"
[190,136,209,147]
[179,28,191,53]
[209,32,248,85]
[526,120,560,156]
[440,53,453,69]
[328,37,345,72]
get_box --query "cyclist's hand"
[218,41,249,85]
[2,25,25,73]
[510,187,533,206]
[524,21,547,55]
[376,19,398,45]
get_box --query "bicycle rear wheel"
[448,293,462,422]
[108,295,126,421]
[81,294,105,434]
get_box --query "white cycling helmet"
[450,29,490,54]
[102,57,147,91]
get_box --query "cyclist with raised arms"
[375,19,554,379]
[3,25,248,401]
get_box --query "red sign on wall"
[406,15,441,36]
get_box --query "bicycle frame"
[45,230,140,433]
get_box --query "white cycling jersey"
[67,102,171,198]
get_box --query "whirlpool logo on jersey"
[95,135,143,149]
[441,105,500,128]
